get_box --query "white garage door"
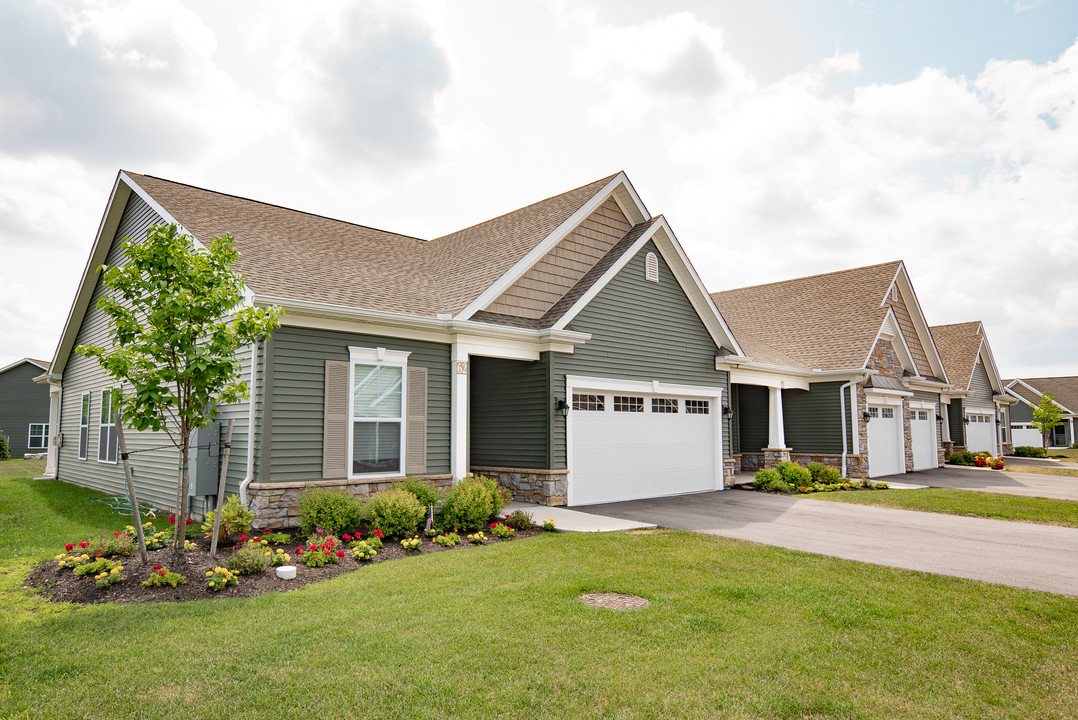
[1012,424,1042,448]
[570,390,718,505]
[965,413,996,454]
[910,409,937,471]
[867,404,904,477]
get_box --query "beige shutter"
[322,360,348,480]
[406,366,427,475]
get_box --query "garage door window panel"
[614,396,644,413]
[573,394,604,411]
[685,400,710,414]
[652,398,678,414]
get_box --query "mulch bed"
[25,527,543,606]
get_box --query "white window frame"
[98,388,118,464]
[27,423,49,450]
[78,392,91,460]
[348,346,410,480]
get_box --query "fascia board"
[1004,387,1035,408]
[454,172,639,321]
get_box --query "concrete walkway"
[580,490,1078,595]
[503,501,656,533]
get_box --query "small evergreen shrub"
[394,477,441,508]
[504,509,535,530]
[227,541,271,575]
[1013,446,1047,458]
[947,450,976,466]
[296,488,364,537]
[752,469,790,493]
[368,488,425,538]
[806,462,826,481]
[775,461,812,486]
[202,494,255,543]
[438,476,510,532]
[816,466,843,484]
[0,428,9,460]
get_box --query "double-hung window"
[28,423,48,449]
[78,393,91,460]
[349,348,409,477]
[98,389,118,463]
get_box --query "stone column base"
[471,466,569,506]
[762,447,791,468]
[722,459,736,489]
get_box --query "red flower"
[505,514,510,519]
[95,553,103,558]
[309,544,318,551]
[185,518,193,525]
[373,529,385,538]
[252,536,260,542]
[152,564,163,570]
[158,570,167,577]
[295,546,304,554]
[354,531,362,538]
[168,515,176,524]
[335,551,345,558]
[65,543,75,551]
[342,534,352,542]
[323,549,331,556]
[113,531,121,536]
[238,535,247,542]
[78,541,89,548]
[490,523,497,528]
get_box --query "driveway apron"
[582,491,1078,596]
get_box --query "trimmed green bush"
[202,494,255,543]
[438,476,511,532]
[394,476,441,508]
[227,541,271,575]
[948,450,976,466]
[296,488,365,537]
[806,462,825,481]
[752,469,790,493]
[1013,446,1048,458]
[816,466,843,484]
[368,488,425,538]
[0,428,9,460]
[775,461,812,486]
[504,509,535,530]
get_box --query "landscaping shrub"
[489,522,514,538]
[434,532,460,547]
[296,488,365,537]
[775,462,812,486]
[0,428,9,460]
[74,557,117,577]
[806,462,825,481]
[394,477,441,508]
[368,488,425,538]
[141,565,186,588]
[206,566,237,591]
[1013,446,1048,458]
[202,494,255,543]
[816,466,843,484]
[90,531,135,557]
[947,450,976,466]
[438,475,510,532]
[260,531,291,545]
[227,541,271,575]
[752,469,790,493]
[504,509,535,530]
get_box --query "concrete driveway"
[581,490,1078,596]
[895,464,1078,501]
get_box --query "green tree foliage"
[77,223,281,546]
[1031,393,1065,449]
[0,428,9,460]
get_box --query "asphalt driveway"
[581,489,1078,596]
[897,463,1078,501]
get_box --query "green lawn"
[1048,447,1078,461]
[811,487,1078,528]
[2,469,1078,718]
[1006,464,1078,478]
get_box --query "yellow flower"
[206,571,213,577]
[209,581,215,587]
[110,568,119,575]
[261,540,268,546]
[55,554,64,560]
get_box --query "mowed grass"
[2,470,1078,719]
[812,487,1078,528]
[1049,447,1078,461]
[1006,464,1078,478]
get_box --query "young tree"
[77,223,281,547]
[1031,393,1065,449]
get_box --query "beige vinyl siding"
[486,198,631,319]
[56,194,258,514]
[887,286,931,376]
[549,240,730,467]
[262,326,450,483]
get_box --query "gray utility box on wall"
[189,421,221,497]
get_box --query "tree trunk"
[175,425,191,548]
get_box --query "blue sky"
[0,0,1075,377]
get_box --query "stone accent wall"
[855,382,869,475]
[471,466,568,506]
[722,459,736,489]
[730,454,743,473]
[248,474,454,528]
[788,452,868,479]
[739,452,764,472]
[762,447,791,466]
[903,397,914,472]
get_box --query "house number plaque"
[456,361,469,375]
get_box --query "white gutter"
[239,339,259,506]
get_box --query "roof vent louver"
[645,252,659,283]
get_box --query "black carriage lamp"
[722,405,733,417]
[555,398,570,419]
[862,411,871,421]
[963,416,970,424]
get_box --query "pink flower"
[373,529,384,538]
[490,523,497,528]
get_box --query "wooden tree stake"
[209,419,236,558]
[114,414,148,563]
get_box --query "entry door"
[910,409,936,471]
[867,405,904,477]
[571,390,718,505]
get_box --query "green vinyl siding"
[782,381,854,454]
[262,326,450,483]
[470,355,548,468]
[738,385,769,452]
[1010,401,1033,422]
[949,399,965,445]
[550,240,730,467]
[968,360,994,408]
[0,363,50,457]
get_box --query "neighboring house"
[0,358,52,458]
[1004,377,1078,448]
[930,322,1015,456]
[710,261,951,479]
[43,170,742,524]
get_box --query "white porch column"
[767,386,787,449]
[42,384,60,478]
[941,402,952,442]
[450,343,469,480]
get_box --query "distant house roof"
[0,358,50,376]
[711,261,918,373]
[1006,377,1078,414]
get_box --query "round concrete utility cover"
[579,592,650,610]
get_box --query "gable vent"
[645,252,659,283]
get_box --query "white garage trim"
[565,375,724,506]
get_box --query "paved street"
[581,487,1078,595]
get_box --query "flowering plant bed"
[26,521,544,606]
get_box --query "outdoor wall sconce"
[963,417,970,424]
[555,398,570,419]
[722,405,733,417]
[862,411,871,421]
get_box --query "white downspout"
[239,340,259,505]
[839,380,853,479]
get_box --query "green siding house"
[43,170,742,524]
[0,358,52,458]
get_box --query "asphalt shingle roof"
[929,322,984,392]
[1008,377,1078,413]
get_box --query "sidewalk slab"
[503,502,656,532]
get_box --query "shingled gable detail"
[484,196,632,319]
